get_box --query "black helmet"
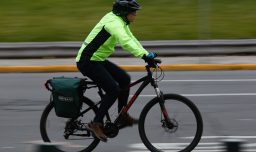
[112,0,141,16]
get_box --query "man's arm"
[105,20,149,58]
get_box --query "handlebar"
[144,58,162,68]
[152,58,162,64]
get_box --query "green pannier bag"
[48,77,83,118]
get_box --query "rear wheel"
[40,96,100,152]
[139,94,203,152]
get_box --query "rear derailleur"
[64,119,90,139]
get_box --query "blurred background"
[0,1,256,152]
[0,0,255,42]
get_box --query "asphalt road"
[0,71,256,152]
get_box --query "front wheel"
[139,94,203,152]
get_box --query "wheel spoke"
[139,94,203,152]
[40,97,100,152]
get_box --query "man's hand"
[147,52,157,59]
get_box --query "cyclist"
[76,0,156,142]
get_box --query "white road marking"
[129,148,224,151]
[238,119,255,121]
[23,140,85,148]
[128,150,256,152]
[134,93,256,97]
[130,142,223,149]
[184,93,256,97]
[128,142,256,152]
[161,79,256,82]
[128,136,256,151]
[184,136,256,139]
[24,137,256,152]
[1,147,15,149]
[247,143,256,147]
[130,79,256,97]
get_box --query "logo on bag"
[58,96,74,102]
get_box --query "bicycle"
[40,59,203,152]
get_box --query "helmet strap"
[122,16,130,25]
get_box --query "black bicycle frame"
[121,65,170,121]
[122,75,151,113]
[76,65,170,123]
[122,65,160,113]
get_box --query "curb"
[1,64,256,73]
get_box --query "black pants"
[77,58,131,123]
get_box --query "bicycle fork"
[154,87,168,117]
[154,86,175,129]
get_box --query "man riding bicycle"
[76,0,156,142]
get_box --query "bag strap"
[45,79,52,91]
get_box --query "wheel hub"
[64,120,89,139]
[162,119,178,133]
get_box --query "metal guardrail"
[0,39,256,58]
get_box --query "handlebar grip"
[142,54,161,68]
[145,58,162,68]
[154,58,162,64]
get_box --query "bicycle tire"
[40,96,100,152]
[139,94,203,152]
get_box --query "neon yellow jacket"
[76,12,149,62]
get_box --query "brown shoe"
[86,122,107,142]
[117,112,139,129]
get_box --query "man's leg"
[85,62,120,122]
[103,60,131,112]
[77,60,120,141]
[102,60,139,128]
